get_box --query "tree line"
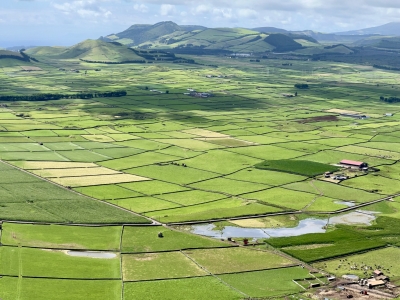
[374,64,400,71]
[79,59,146,64]
[0,91,127,102]
[380,96,400,103]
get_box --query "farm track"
[302,179,324,211]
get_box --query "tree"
[294,84,309,89]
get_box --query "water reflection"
[191,219,327,239]
[191,211,378,239]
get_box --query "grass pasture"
[313,247,400,279]
[1,222,122,250]
[122,252,207,281]
[3,53,400,299]
[0,246,120,279]
[124,277,242,300]
[0,277,122,300]
[121,226,228,253]
[184,247,294,274]
[218,267,311,298]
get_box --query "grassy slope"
[28,40,145,62]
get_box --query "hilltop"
[101,22,320,53]
[26,40,145,62]
[101,21,205,46]
[336,22,400,36]
[26,39,194,64]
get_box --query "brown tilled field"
[298,115,339,123]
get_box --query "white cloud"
[160,4,175,16]
[133,3,149,13]
[53,0,111,19]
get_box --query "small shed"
[375,275,389,281]
[340,160,368,168]
[327,276,336,282]
[367,279,385,289]
[373,270,383,276]
[342,274,359,281]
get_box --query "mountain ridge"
[335,22,400,36]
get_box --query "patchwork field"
[2,54,400,298]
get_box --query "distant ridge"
[335,22,400,36]
[252,27,288,34]
[100,22,320,53]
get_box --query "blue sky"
[2,0,400,47]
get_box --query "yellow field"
[183,128,229,138]
[326,108,363,115]
[196,137,257,146]
[31,167,121,178]
[230,219,266,228]
[17,161,98,170]
[51,173,151,187]
[81,135,115,142]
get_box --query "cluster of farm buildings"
[184,89,213,98]
[343,269,395,290]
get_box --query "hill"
[0,50,25,60]
[102,21,185,46]
[289,30,379,44]
[264,34,303,52]
[103,23,320,53]
[353,36,400,49]
[26,40,194,64]
[26,46,67,57]
[336,22,400,36]
[28,40,145,62]
[252,27,288,34]
[295,44,354,55]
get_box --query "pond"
[190,211,378,239]
[66,251,117,259]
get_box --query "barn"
[340,160,368,168]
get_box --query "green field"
[2,51,400,298]
[255,160,339,176]
[218,267,311,298]
[313,247,400,279]
[124,277,243,300]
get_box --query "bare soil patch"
[21,66,43,71]
[298,115,339,123]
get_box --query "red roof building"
[340,160,368,168]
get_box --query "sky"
[1,0,400,47]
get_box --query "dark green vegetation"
[267,216,400,262]
[264,34,303,52]
[0,90,127,101]
[255,160,338,176]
